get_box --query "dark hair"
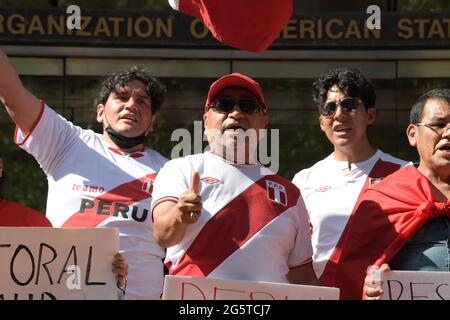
[312,67,376,110]
[410,88,450,124]
[98,66,166,113]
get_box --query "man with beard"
[152,73,317,285]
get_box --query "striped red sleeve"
[14,99,45,146]
[151,196,179,222]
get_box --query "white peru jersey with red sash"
[15,104,168,300]
[292,150,409,281]
[151,151,313,283]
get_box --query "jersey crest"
[265,180,287,206]
[141,177,154,194]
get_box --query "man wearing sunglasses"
[292,67,408,297]
[152,73,318,287]
[327,88,450,300]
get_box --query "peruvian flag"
[333,165,450,299]
[168,0,293,52]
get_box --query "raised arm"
[364,263,391,300]
[153,171,202,247]
[0,49,42,135]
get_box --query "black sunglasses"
[319,97,363,118]
[209,98,261,114]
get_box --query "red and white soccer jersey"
[15,104,167,300]
[292,150,408,280]
[151,151,312,283]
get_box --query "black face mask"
[105,126,147,149]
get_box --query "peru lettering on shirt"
[152,152,313,283]
[292,150,408,279]
[15,104,168,300]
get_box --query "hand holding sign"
[112,253,128,289]
[364,263,391,300]
[178,171,202,224]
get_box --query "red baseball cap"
[205,73,266,111]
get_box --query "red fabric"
[320,159,402,288]
[333,165,450,299]
[169,175,299,277]
[172,0,293,52]
[0,199,52,227]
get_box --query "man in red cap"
[152,73,318,286]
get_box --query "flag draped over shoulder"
[333,165,450,299]
[168,0,293,52]
[319,159,402,291]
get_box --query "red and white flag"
[168,0,293,52]
[332,165,450,299]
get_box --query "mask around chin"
[105,126,147,149]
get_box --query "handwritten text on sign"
[380,270,450,300]
[0,227,119,300]
[163,275,339,300]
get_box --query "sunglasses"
[319,97,363,118]
[209,98,262,114]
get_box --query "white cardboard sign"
[379,270,450,300]
[163,275,339,300]
[0,227,119,300]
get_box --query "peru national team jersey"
[151,152,312,283]
[15,104,168,300]
[292,150,408,279]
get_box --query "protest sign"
[379,270,450,300]
[0,227,119,300]
[163,275,339,300]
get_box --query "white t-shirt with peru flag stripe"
[292,150,408,279]
[15,103,167,300]
[151,151,313,283]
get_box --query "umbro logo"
[200,177,221,184]
[315,185,331,192]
